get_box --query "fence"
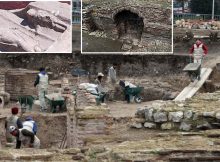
[174,13,220,21]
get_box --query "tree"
[190,0,220,15]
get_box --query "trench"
[201,63,220,93]
[0,113,67,149]
[1,54,220,161]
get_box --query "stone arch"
[113,8,144,40]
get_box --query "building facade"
[72,0,81,24]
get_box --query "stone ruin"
[0,1,71,52]
[132,91,220,131]
[65,77,111,148]
[175,19,220,30]
[82,0,172,52]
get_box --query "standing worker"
[190,39,208,64]
[9,126,40,149]
[22,116,37,135]
[108,63,117,84]
[34,67,48,112]
[108,63,117,101]
[95,73,106,103]
[5,107,23,143]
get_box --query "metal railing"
[174,13,220,21]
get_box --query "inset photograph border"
[81,0,173,54]
[0,0,72,53]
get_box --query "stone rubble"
[131,91,220,131]
[175,19,220,30]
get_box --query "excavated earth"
[1,53,220,161]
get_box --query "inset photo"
[82,0,172,54]
[0,1,72,53]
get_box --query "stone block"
[184,110,193,119]
[202,111,215,118]
[144,122,156,129]
[216,112,220,119]
[180,122,192,131]
[144,108,154,121]
[161,122,173,130]
[153,111,167,123]
[130,122,142,129]
[168,111,183,122]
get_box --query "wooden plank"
[174,68,212,101]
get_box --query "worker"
[95,73,106,103]
[108,63,117,84]
[5,107,23,143]
[190,39,208,64]
[34,67,48,112]
[9,126,40,149]
[108,63,117,101]
[95,72,104,87]
[22,116,37,135]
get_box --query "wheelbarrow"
[45,93,66,113]
[90,92,106,105]
[124,86,144,103]
[183,56,203,82]
[119,80,144,103]
[18,95,35,113]
[183,63,201,82]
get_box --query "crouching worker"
[23,116,37,135]
[5,107,23,143]
[9,126,40,149]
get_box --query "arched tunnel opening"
[114,10,144,40]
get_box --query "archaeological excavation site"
[82,0,172,53]
[0,1,71,53]
[0,49,220,161]
[1,0,220,161]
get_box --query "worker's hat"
[9,126,16,133]
[11,107,18,115]
[26,116,33,121]
[97,73,104,77]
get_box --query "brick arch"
[112,7,145,26]
[112,8,144,40]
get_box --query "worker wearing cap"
[22,116,37,135]
[34,67,48,112]
[95,73,106,103]
[5,107,23,143]
[190,39,208,64]
[9,126,40,149]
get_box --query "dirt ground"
[108,101,154,118]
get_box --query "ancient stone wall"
[0,116,6,147]
[0,70,5,92]
[20,114,67,149]
[1,54,189,78]
[66,84,111,148]
[5,69,38,100]
[84,0,171,39]
[132,91,220,131]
